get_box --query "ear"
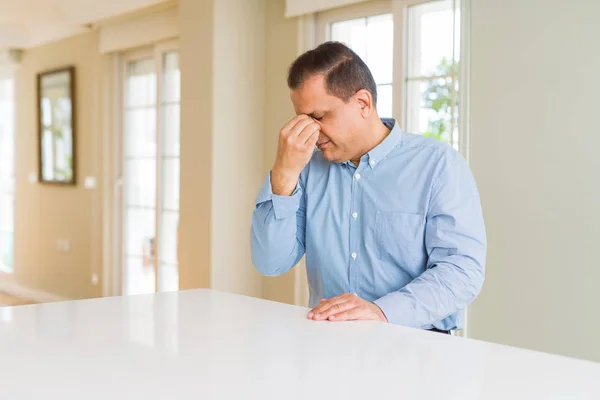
[354,89,374,118]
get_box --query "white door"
[119,41,181,296]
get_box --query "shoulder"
[400,132,455,156]
[392,132,469,186]
[400,132,465,167]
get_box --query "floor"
[0,292,34,306]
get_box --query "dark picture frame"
[37,66,76,185]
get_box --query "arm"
[250,171,307,276]
[251,114,319,276]
[374,153,487,328]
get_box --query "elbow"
[249,219,301,277]
[250,235,287,277]
[463,259,485,306]
[251,253,286,277]
[250,223,273,276]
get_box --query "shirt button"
[355,173,361,180]
[352,212,358,219]
[351,252,357,260]
[370,160,376,166]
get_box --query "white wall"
[178,0,213,291]
[11,32,106,300]
[211,0,266,297]
[178,0,265,298]
[261,0,302,305]
[468,0,600,362]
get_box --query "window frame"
[116,39,180,296]
[404,0,461,150]
[316,0,393,42]
[314,0,471,160]
[0,73,16,276]
[305,0,472,336]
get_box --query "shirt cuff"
[255,172,302,220]
[373,291,419,328]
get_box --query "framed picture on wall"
[37,66,76,185]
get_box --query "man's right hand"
[271,115,320,196]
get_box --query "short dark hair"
[287,41,378,106]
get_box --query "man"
[250,41,486,333]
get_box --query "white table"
[1,289,599,399]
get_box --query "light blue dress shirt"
[250,118,486,330]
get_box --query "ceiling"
[0,0,169,49]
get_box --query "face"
[290,75,372,163]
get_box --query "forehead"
[290,75,340,115]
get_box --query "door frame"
[111,39,180,297]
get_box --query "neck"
[350,118,391,166]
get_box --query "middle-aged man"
[250,41,486,333]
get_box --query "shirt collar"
[340,118,403,169]
[364,118,403,169]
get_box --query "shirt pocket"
[375,211,425,266]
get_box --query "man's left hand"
[307,293,388,322]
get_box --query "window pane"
[331,18,367,61]
[125,159,156,208]
[376,84,393,119]
[407,0,455,77]
[126,58,156,108]
[125,208,156,258]
[405,0,460,147]
[162,104,180,157]
[0,194,14,231]
[122,51,179,296]
[159,263,178,293]
[162,52,180,103]
[161,159,180,211]
[331,14,393,85]
[124,208,156,297]
[452,78,459,150]
[0,231,13,272]
[454,0,461,65]
[124,108,156,157]
[159,211,179,266]
[366,14,393,84]
[159,51,180,293]
[406,79,453,145]
[0,78,15,273]
[123,57,159,295]
[331,13,394,117]
[124,256,155,295]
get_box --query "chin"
[321,149,342,163]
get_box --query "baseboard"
[0,279,71,303]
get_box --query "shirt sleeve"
[374,153,487,328]
[250,171,307,276]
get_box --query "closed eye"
[308,113,325,121]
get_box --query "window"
[0,78,14,273]
[329,14,394,118]
[302,0,468,313]
[315,0,464,150]
[406,0,461,148]
[317,2,394,119]
[120,42,180,295]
